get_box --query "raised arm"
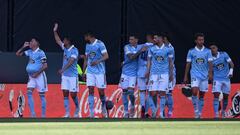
[16,42,29,56]
[53,23,63,47]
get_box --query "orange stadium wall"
[0,84,239,118]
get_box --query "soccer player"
[121,35,147,118]
[209,43,234,118]
[146,34,174,118]
[53,23,80,118]
[82,32,109,118]
[16,38,48,117]
[137,34,154,118]
[163,33,176,118]
[183,33,213,118]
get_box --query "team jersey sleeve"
[148,48,152,58]
[24,49,31,57]
[99,43,107,54]
[186,50,192,62]
[124,45,130,55]
[224,52,232,63]
[168,48,174,58]
[207,50,213,62]
[40,51,47,63]
[71,49,79,59]
[85,45,89,56]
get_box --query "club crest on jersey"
[216,63,224,70]
[89,52,96,58]
[196,58,205,64]
[155,56,164,62]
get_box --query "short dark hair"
[129,35,138,39]
[32,37,40,46]
[194,33,205,40]
[161,32,171,41]
[84,31,95,38]
[64,36,73,44]
[153,33,163,38]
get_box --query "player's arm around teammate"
[16,38,48,117]
[53,23,80,118]
[210,43,234,118]
[82,32,109,118]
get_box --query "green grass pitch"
[0,121,240,135]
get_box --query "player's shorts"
[148,74,169,92]
[191,77,208,92]
[27,72,48,92]
[120,74,136,89]
[61,75,79,92]
[212,80,231,94]
[137,77,148,90]
[87,73,106,89]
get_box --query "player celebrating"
[137,34,154,118]
[16,38,48,117]
[163,33,176,118]
[121,35,147,118]
[82,32,109,118]
[146,34,174,118]
[53,23,80,118]
[209,43,234,118]
[183,33,213,118]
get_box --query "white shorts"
[148,74,169,92]
[61,76,79,92]
[137,77,148,90]
[87,73,106,89]
[212,80,231,94]
[191,77,208,92]
[27,72,48,92]
[120,74,136,89]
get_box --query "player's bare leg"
[27,88,36,117]
[98,88,107,118]
[88,86,95,118]
[62,90,70,118]
[192,87,200,118]
[70,92,79,118]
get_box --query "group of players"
[15,23,234,118]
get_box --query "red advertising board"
[0,84,239,118]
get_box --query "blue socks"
[140,91,146,107]
[73,96,79,109]
[145,93,150,114]
[166,93,173,113]
[160,96,166,117]
[39,93,46,117]
[88,94,94,115]
[213,98,219,117]
[222,99,228,112]
[128,89,135,108]
[100,95,106,108]
[198,98,204,116]
[27,90,36,117]
[122,90,128,114]
[149,95,157,114]
[192,96,199,114]
[64,97,70,116]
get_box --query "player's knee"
[27,89,33,95]
[122,89,128,93]
[98,89,105,96]
[199,91,205,99]
[62,90,69,97]
[192,88,198,96]
[159,91,166,96]
[223,93,229,100]
[150,91,156,96]
[70,92,77,98]
[39,92,45,97]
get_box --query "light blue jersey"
[137,42,154,78]
[187,46,213,80]
[122,44,141,77]
[212,52,232,81]
[148,44,173,75]
[165,43,176,77]
[25,48,47,76]
[62,44,79,77]
[85,39,107,74]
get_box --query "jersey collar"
[68,45,74,51]
[91,39,98,46]
[213,52,220,60]
[33,47,40,53]
[156,44,165,49]
[195,45,205,51]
